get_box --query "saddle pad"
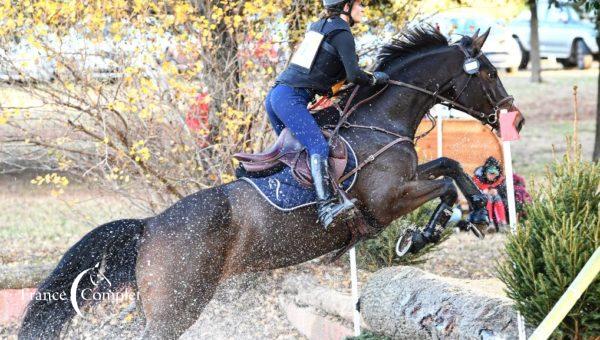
[240,137,358,211]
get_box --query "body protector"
[276,17,353,95]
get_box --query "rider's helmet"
[323,0,351,8]
[322,0,356,25]
[483,156,502,177]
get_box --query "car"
[0,37,56,83]
[509,1,598,69]
[424,9,523,73]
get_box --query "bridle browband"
[330,42,515,185]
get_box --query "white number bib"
[290,31,324,72]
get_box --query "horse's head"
[448,29,525,133]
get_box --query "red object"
[1,288,36,324]
[473,174,505,190]
[499,110,521,141]
[185,92,210,147]
[308,96,334,111]
[475,174,508,224]
[488,199,507,224]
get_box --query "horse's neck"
[350,48,461,139]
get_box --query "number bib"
[290,31,325,72]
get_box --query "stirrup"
[318,190,356,229]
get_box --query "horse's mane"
[374,25,449,71]
[315,25,452,124]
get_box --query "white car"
[47,27,122,81]
[509,1,598,69]
[0,38,55,82]
[425,9,522,73]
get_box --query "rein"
[327,45,514,186]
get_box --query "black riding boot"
[310,154,355,229]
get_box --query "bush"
[356,201,452,271]
[498,144,600,339]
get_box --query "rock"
[360,266,529,339]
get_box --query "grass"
[499,66,596,178]
[0,179,144,267]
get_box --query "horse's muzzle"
[511,105,525,133]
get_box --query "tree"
[0,0,418,214]
[530,0,543,82]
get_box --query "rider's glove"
[371,72,390,86]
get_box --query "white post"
[437,109,443,158]
[502,140,518,233]
[349,247,361,336]
[500,110,526,339]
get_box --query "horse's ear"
[471,28,480,41]
[472,27,491,52]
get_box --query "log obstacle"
[359,266,528,339]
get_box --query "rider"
[265,0,390,229]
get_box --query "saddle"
[233,128,348,187]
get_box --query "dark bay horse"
[19,27,524,339]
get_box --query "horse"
[19,27,525,339]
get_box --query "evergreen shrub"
[498,145,599,339]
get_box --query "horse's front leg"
[416,157,489,225]
[380,178,458,255]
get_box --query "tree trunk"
[594,37,600,161]
[360,266,531,339]
[529,0,542,83]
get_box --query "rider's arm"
[330,30,374,86]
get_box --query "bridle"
[330,42,515,184]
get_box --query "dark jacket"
[276,16,373,95]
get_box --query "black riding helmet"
[323,0,357,26]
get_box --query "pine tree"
[498,143,600,339]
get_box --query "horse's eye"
[489,71,497,79]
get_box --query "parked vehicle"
[0,37,55,83]
[509,1,598,69]
[425,9,522,73]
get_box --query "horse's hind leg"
[135,214,230,339]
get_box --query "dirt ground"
[0,65,597,338]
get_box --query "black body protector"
[276,16,370,95]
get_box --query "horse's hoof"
[469,208,489,225]
[468,223,485,239]
[409,231,428,253]
[395,229,414,257]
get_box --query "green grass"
[0,182,143,266]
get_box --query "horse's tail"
[19,218,145,339]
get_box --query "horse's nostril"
[517,118,525,132]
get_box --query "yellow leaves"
[174,3,193,25]
[221,174,235,184]
[137,108,150,119]
[129,140,151,163]
[64,82,76,92]
[233,15,243,28]
[31,173,69,197]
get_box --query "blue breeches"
[265,84,329,159]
